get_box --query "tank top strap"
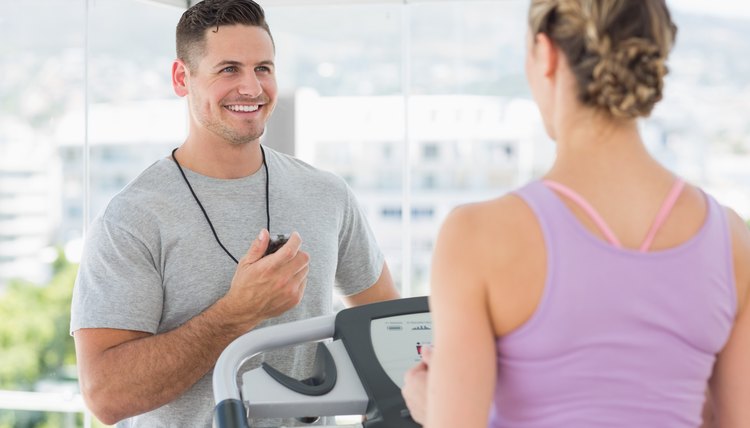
[639,179,685,252]
[542,178,686,253]
[542,179,622,248]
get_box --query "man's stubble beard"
[195,103,267,145]
[206,120,266,146]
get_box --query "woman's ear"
[534,32,559,79]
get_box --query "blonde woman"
[402,0,750,427]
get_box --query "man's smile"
[225,104,261,113]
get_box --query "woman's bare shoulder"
[438,193,542,270]
[448,192,539,238]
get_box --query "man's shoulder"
[266,147,347,189]
[98,158,178,226]
[112,157,175,199]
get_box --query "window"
[381,207,403,219]
[1,1,749,425]
[422,143,440,160]
[0,0,87,425]
[261,0,750,299]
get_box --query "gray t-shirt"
[70,147,384,427]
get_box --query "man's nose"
[238,72,262,98]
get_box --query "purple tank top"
[489,181,737,427]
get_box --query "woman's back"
[411,156,750,428]
[485,179,736,427]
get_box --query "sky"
[668,0,750,20]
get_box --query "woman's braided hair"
[529,0,677,118]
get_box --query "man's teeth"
[227,105,259,112]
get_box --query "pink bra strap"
[543,180,623,248]
[639,179,685,252]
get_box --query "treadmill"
[213,296,432,428]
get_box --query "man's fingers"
[291,262,309,290]
[272,231,302,260]
[244,229,270,264]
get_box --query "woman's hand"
[402,346,433,425]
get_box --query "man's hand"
[403,345,432,425]
[222,229,310,328]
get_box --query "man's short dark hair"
[176,0,274,70]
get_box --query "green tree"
[0,252,80,428]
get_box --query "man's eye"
[222,66,237,73]
[256,66,271,73]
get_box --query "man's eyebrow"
[213,60,243,69]
[213,60,275,69]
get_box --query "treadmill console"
[370,312,432,388]
[335,296,431,428]
[215,297,431,428]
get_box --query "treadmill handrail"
[213,314,336,403]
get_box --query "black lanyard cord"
[171,145,270,264]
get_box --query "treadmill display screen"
[370,312,433,388]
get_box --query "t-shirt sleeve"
[70,212,164,335]
[334,181,385,297]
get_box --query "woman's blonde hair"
[529,0,677,118]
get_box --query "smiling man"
[69,1,399,427]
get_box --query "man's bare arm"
[74,230,309,424]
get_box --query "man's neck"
[175,136,265,179]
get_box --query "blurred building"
[54,99,188,249]
[0,121,60,287]
[287,89,551,294]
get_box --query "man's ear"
[534,32,558,79]
[172,59,189,97]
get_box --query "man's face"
[182,25,277,146]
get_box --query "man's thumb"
[244,229,270,264]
